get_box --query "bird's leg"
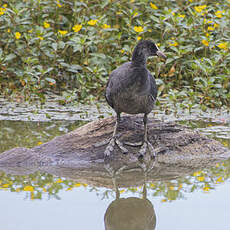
[138,114,156,159]
[104,162,127,199]
[104,113,128,157]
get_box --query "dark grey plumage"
[105,40,166,157]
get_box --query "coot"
[105,40,166,157]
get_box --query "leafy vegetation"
[0,0,229,107]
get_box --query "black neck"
[131,47,146,67]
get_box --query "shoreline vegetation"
[0,0,229,108]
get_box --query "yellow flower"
[133,26,144,33]
[88,19,98,26]
[205,33,210,37]
[133,12,138,17]
[24,185,34,192]
[215,10,223,18]
[120,49,125,54]
[178,14,185,18]
[102,24,111,29]
[58,30,67,35]
[15,32,21,39]
[0,7,6,16]
[169,41,178,47]
[56,0,62,8]
[218,42,228,51]
[207,20,213,24]
[137,36,142,41]
[202,39,209,46]
[150,3,158,10]
[207,26,214,31]
[38,36,44,40]
[72,24,82,32]
[193,171,201,176]
[214,23,219,28]
[37,141,43,145]
[43,21,50,29]
[194,5,207,13]
[7,28,10,33]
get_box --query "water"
[0,98,230,230]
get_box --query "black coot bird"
[105,40,166,157]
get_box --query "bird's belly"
[114,94,155,114]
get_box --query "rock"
[0,115,229,185]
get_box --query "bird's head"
[136,40,166,59]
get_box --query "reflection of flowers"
[24,185,34,192]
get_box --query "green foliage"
[0,0,229,106]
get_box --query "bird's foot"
[104,137,128,157]
[137,156,156,174]
[137,142,157,174]
[124,141,143,147]
[104,162,127,177]
[138,140,156,160]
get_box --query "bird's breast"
[113,92,155,114]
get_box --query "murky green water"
[0,98,230,230]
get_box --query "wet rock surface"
[0,115,229,185]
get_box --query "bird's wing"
[105,62,132,108]
[105,77,114,108]
[148,71,158,101]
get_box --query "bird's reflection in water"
[104,163,156,230]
